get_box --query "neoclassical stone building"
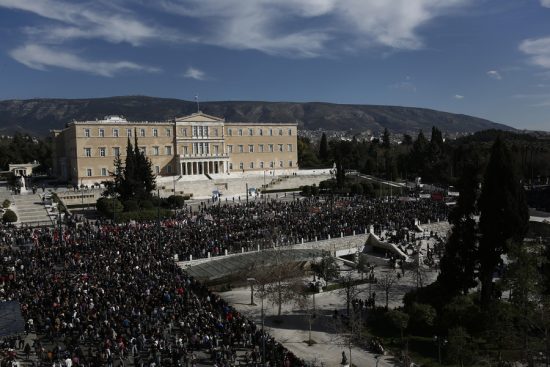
[51,112,298,185]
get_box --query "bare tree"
[410,261,429,289]
[377,271,399,309]
[338,272,364,316]
[331,306,365,367]
[293,281,317,346]
[262,249,304,318]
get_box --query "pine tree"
[478,137,529,306]
[319,133,329,163]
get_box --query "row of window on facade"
[85,165,173,177]
[179,126,292,138]
[83,143,292,157]
[82,126,293,138]
[83,127,172,138]
[84,160,292,177]
[226,143,292,154]
[83,146,172,157]
[229,160,294,170]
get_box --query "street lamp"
[247,277,266,365]
[434,335,447,364]
[247,278,256,306]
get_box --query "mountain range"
[0,96,513,136]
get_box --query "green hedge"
[2,209,17,223]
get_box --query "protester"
[0,195,447,366]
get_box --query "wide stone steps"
[12,194,53,225]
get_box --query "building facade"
[52,112,298,185]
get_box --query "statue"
[19,175,26,190]
[341,351,348,366]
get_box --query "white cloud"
[454,94,464,99]
[0,0,473,61]
[183,67,207,80]
[0,0,167,46]
[10,44,160,77]
[158,0,471,57]
[487,70,502,80]
[519,36,550,69]
[541,0,550,8]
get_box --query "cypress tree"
[430,127,444,148]
[382,128,391,149]
[438,161,479,296]
[319,133,329,163]
[478,137,529,306]
[122,137,136,201]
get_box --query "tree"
[319,133,330,163]
[430,126,444,148]
[438,161,479,296]
[331,304,365,367]
[447,326,475,367]
[407,302,436,335]
[123,137,137,200]
[356,254,370,280]
[338,273,364,316]
[298,137,321,168]
[2,209,17,223]
[386,309,409,343]
[293,282,317,346]
[411,261,429,290]
[108,137,156,204]
[378,271,399,309]
[478,137,529,306]
[134,134,156,199]
[382,128,391,149]
[409,130,429,178]
[262,250,303,318]
[312,253,339,286]
[402,134,413,146]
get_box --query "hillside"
[0,96,513,136]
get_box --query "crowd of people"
[0,221,305,366]
[0,195,448,366]
[171,196,448,261]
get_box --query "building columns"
[180,160,229,175]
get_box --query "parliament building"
[52,112,298,185]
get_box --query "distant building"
[8,162,40,177]
[51,112,298,185]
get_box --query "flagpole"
[195,94,200,113]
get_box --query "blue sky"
[1,0,550,131]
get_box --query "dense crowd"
[0,196,448,366]
[170,196,448,260]
[0,222,305,366]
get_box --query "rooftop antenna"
[194,94,200,113]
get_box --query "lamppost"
[157,188,161,248]
[434,335,447,364]
[247,278,256,306]
[248,277,266,365]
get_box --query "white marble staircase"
[11,194,53,225]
